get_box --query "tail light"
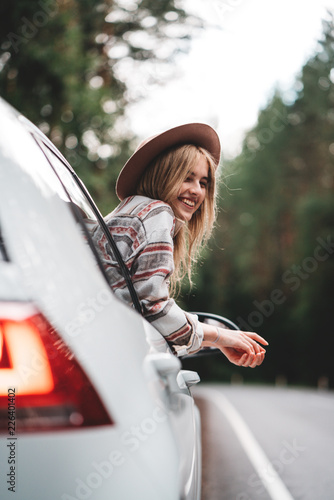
[0,303,113,432]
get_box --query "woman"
[95,123,267,367]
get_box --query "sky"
[126,0,334,159]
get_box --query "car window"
[0,226,9,262]
[29,137,114,288]
[34,136,142,315]
[39,144,97,222]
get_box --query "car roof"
[0,98,107,310]
[0,97,75,173]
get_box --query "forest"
[1,1,333,387]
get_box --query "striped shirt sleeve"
[92,197,203,356]
[133,202,203,356]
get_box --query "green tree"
[185,12,334,387]
[0,0,202,212]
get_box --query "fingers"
[218,329,268,355]
[252,340,266,356]
[243,331,269,346]
[239,332,268,362]
[236,351,265,368]
[217,328,268,368]
[239,337,266,358]
[252,351,265,367]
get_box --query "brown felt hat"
[116,122,221,200]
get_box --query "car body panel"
[0,98,201,500]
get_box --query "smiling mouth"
[178,197,196,208]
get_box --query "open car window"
[39,143,97,222]
[33,135,142,315]
[0,226,9,262]
[30,137,112,285]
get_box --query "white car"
[0,98,239,500]
[0,97,205,500]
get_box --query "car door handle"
[145,353,182,398]
[148,352,181,377]
[177,370,200,390]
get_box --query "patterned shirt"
[92,195,203,356]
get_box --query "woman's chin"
[172,207,192,222]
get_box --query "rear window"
[0,226,9,262]
[40,145,97,222]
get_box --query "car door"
[25,122,202,500]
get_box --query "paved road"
[193,384,334,500]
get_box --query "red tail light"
[0,303,113,432]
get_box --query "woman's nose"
[189,181,201,194]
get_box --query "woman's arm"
[201,322,268,368]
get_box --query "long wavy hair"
[136,144,218,294]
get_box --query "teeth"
[180,198,195,207]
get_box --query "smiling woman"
[172,154,209,222]
[92,122,268,365]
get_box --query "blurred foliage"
[0,0,202,213]
[1,2,334,388]
[184,12,334,388]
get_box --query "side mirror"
[185,312,239,358]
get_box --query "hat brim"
[116,123,221,200]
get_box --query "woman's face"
[171,155,209,222]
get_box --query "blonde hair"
[137,144,218,294]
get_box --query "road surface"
[193,384,334,500]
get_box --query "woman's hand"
[201,324,268,368]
